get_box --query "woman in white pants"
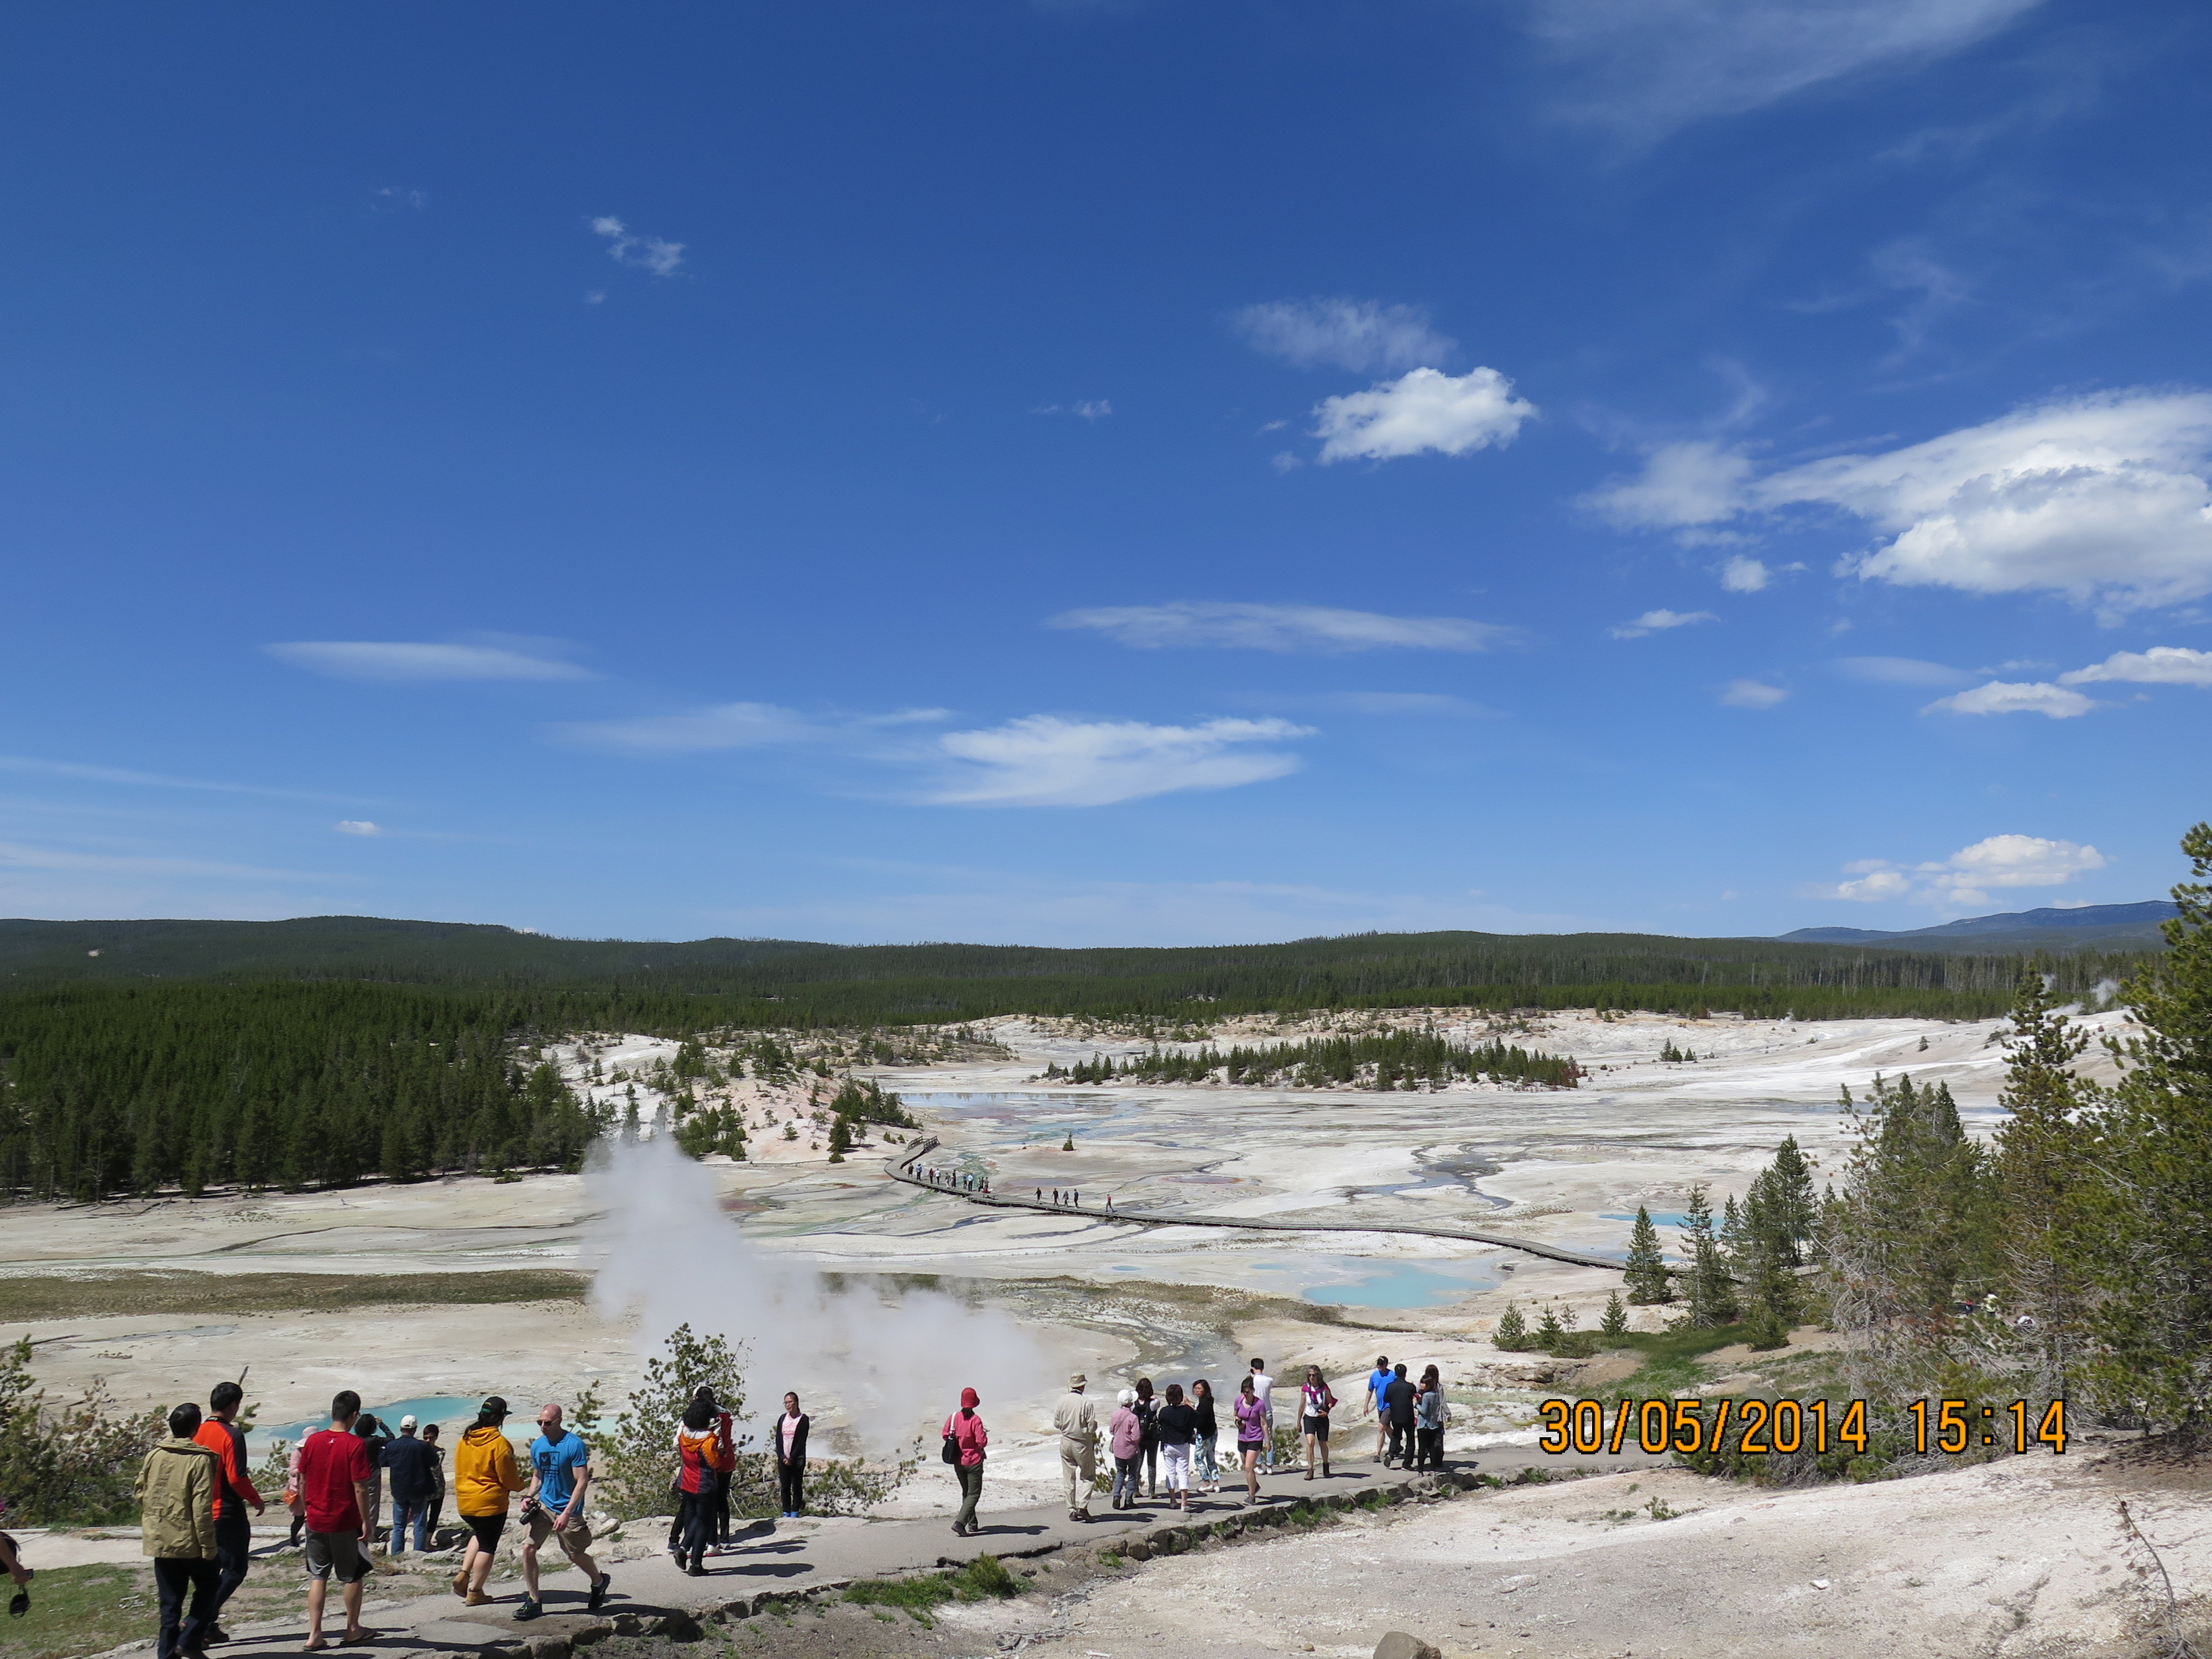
[1154,1384,1198,1512]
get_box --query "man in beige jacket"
[136,1402,222,1659]
[1053,1374,1097,1522]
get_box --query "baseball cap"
[481,1395,510,1419]
[399,1415,418,1430]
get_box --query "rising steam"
[585,1134,1055,1455]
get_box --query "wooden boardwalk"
[886,1136,1624,1272]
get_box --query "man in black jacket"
[1381,1364,1417,1468]
[380,1418,440,1556]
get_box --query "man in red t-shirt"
[293,1391,375,1651]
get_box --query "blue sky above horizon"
[4,0,2209,947]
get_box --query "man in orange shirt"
[190,1379,265,1644]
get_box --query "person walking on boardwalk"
[1299,1366,1337,1480]
[1366,1355,1392,1463]
[673,1399,733,1575]
[381,1417,439,1556]
[294,1391,376,1648]
[192,1379,264,1641]
[1053,1374,1097,1522]
[453,1396,526,1605]
[1133,1378,1160,1498]
[1248,1359,1276,1470]
[1107,1390,1142,1510]
[137,1400,222,1659]
[1155,1384,1197,1512]
[941,1387,988,1536]
[774,1393,810,1519]
[1233,1376,1267,1506]
[1382,1364,1417,1468]
[1413,1365,1447,1470]
[1191,1379,1219,1494]
[514,1402,609,1622]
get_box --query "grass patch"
[0,1564,156,1659]
[840,1554,1022,1626]
[0,1269,589,1322]
[1592,1322,1760,1399]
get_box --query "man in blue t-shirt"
[513,1404,609,1621]
[1366,1356,1393,1463]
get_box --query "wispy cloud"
[1832,655,1973,688]
[0,753,358,804]
[1922,680,2095,718]
[1032,400,1113,419]
[556,702,947,755]
[1312,367,1536,464]
[373,186,427,211]
[1809,832,2106,909]
[1609,608,1715,639]
[928,716,1312,807]
[333,820,384,837]
[265,640,595,682]
[1522,0,2046,143]
[0,839,335,883]
[1585,391,2212,615]
[1719,678,1789,708]
[589,215,685,276]
[1048,602,1511,653]
[2059,645,2212,687]
[1233,298,1455,375]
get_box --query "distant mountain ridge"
[1780,901,2177,950]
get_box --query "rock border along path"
[888,1138,1625,1271]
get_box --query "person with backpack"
[1298,1365,1337,1479]
[1381,1363,1417,1468]
[135,1401,222,1659]
[1133,1378,1160,1498]
[773,1393,810,1519]
[940,1387,987,1536]
[672,1398,733,1576]
[453,1397,526,1605]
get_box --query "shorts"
[1303,1416,1331,1442]
[465,1514,507,1552]
[526,1507,593,1551]
[303,1529,368,1584]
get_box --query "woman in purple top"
[1107,1390,1143,1511]
[1233,1376,1267,1506]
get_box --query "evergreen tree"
[826,1115,851,1162]
[1493,1302,1530,1351]
[1767,1135,1817,1265]
[1599,1291,1629,1338]
[2078,822,2212,1431]
[1534,1303,1568,1353]
[1682,1186,1738,1327]
[1624,1205,1672,1304]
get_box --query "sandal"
[8,1590,27,1619]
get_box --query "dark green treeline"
[1048,1028,1583,1089]
[0,982,606,1199]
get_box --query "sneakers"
[205,1627,229,1646]
[513,1599,542,1623]
[687,1561,708,1579]
[587,1573,609,1613]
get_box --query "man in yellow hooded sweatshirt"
[451,1396,526,1606]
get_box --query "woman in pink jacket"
[1107,1390,1143,1510]
[941,1389,988,1537]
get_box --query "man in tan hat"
[1052,1374,1097,1521]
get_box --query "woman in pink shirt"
[773,1394,809,1519]
[1107,1390,1143,1510]
[941,1388,988,1537]
[1233,1376,1267,1506]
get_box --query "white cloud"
[2059,645,2212,687]
[1585,441,1755,530]
[373,186,427,210]
[929,716,1312,807]
[1589,392,2212,614]
[333,820,384,836]
[1233,298,1456,374]
[1034,400,1113,419]
[1833,655,1971,687]
[1720,555,1770,592]
[589,215,685,276]
[1610,608,1715,639]
[265,641,594,682]
[1048,601,1509,653]
[1522,0,2046,140]
[1311,367,1535,464]
[1921,679,2096,718]
[1720,678,1789,708]
[556,702,947,755]
[1812,832,2106,907]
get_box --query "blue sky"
[4,1,2209,946]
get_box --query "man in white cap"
[1053,1374,1097,1522]
[380,1416,440,1557]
